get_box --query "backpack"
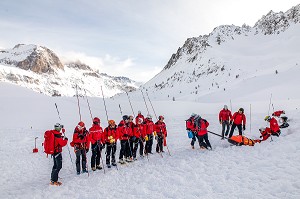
[43,130,55,155]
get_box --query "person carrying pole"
[154,116,168,153]
[144,114,155,154]
[70,121,90,175]
[133,118,147,160]
[103,120,118,168]
[89,117,104,171]
[118,115,133,163]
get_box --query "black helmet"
[122,115,129,120]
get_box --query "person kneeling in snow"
[70,121,90,175]
[195,115,212,150]
[264,116,281,137]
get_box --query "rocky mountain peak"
[0,44,63,74]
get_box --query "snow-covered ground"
[0,82,300,198]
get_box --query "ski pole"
[118,104,123,115]
[208,131,229,140]
[146,91,158,120]
[268,93,272,116]
[230,99,233,112]
[141,90,150,116]
[84,89,93,121]
[54,103,75,172]
[75,85,82,121]
[125,91,135,118]
[100,86,109,123]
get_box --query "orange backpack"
[228,135,256,146]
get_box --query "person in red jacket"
[155,115,168,153]
[128,115,135,161]
[71,121,89,175]
[50,123,68,186]
[228,108,246,138]
[219,105,232,139]
[195,116,212,150]
[89,117,104,171]
[135,111,145,124]
[258,127,272,141]
[103,120,118,168]
[144,114,155,154]
[118,115,133,163]
[133,118,146,160]
[264,116,281,136]
[186,113,198,149]
[272,110,285,117]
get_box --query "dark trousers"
[191,132,197,146]
[222,120,230,138]
[197,134,212,148]
[156,135,164,152]
[91,143,101,168]
[75,149,87,173]
[119,140,127,160]
[51,153,62,182]
[145,134,153,153]
[229,124,242,138]
[133,138,144,158]
[106,143,116,165]
[125,139,132,158]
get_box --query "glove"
[153,131,157,136]
[62,128,65,133]
[144,135,148,141]
[229,121,233,125]
[64,137,68,140]
[109,139,115,144]
[78,134,84,139]
[219,120,222,124]
[85,148,89,153]
[131,136,136,142]
[243,125,246,130]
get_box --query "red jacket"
[133,123,146,138]
[270,117,280,133]
[186,117,196,132]
[154,121,167,137]
[272,110,285,117]
[53,130,68,154]
[195,119,209,136]
[219,109,232,122]
[231,112,246,125]
[89,124,104,145]
[144,118,155,135]
[260,127,271,141]
[135,114,145,124]
[71,127,90,149]
[118,120,133,140]
[103,126,118,144]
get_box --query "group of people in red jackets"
[47,111,167,186]
[186,105,285,149]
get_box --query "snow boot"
[77,171,80,175]
[112,162,117,166]
[91,167,96,171]
[107,164,111,168]
[96,165,102,170]
[50,181,62,186]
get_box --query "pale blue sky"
[0,0,299,82]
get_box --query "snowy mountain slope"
[141,4,300,102]
[0,44,140,97]
[0,82,300,199]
